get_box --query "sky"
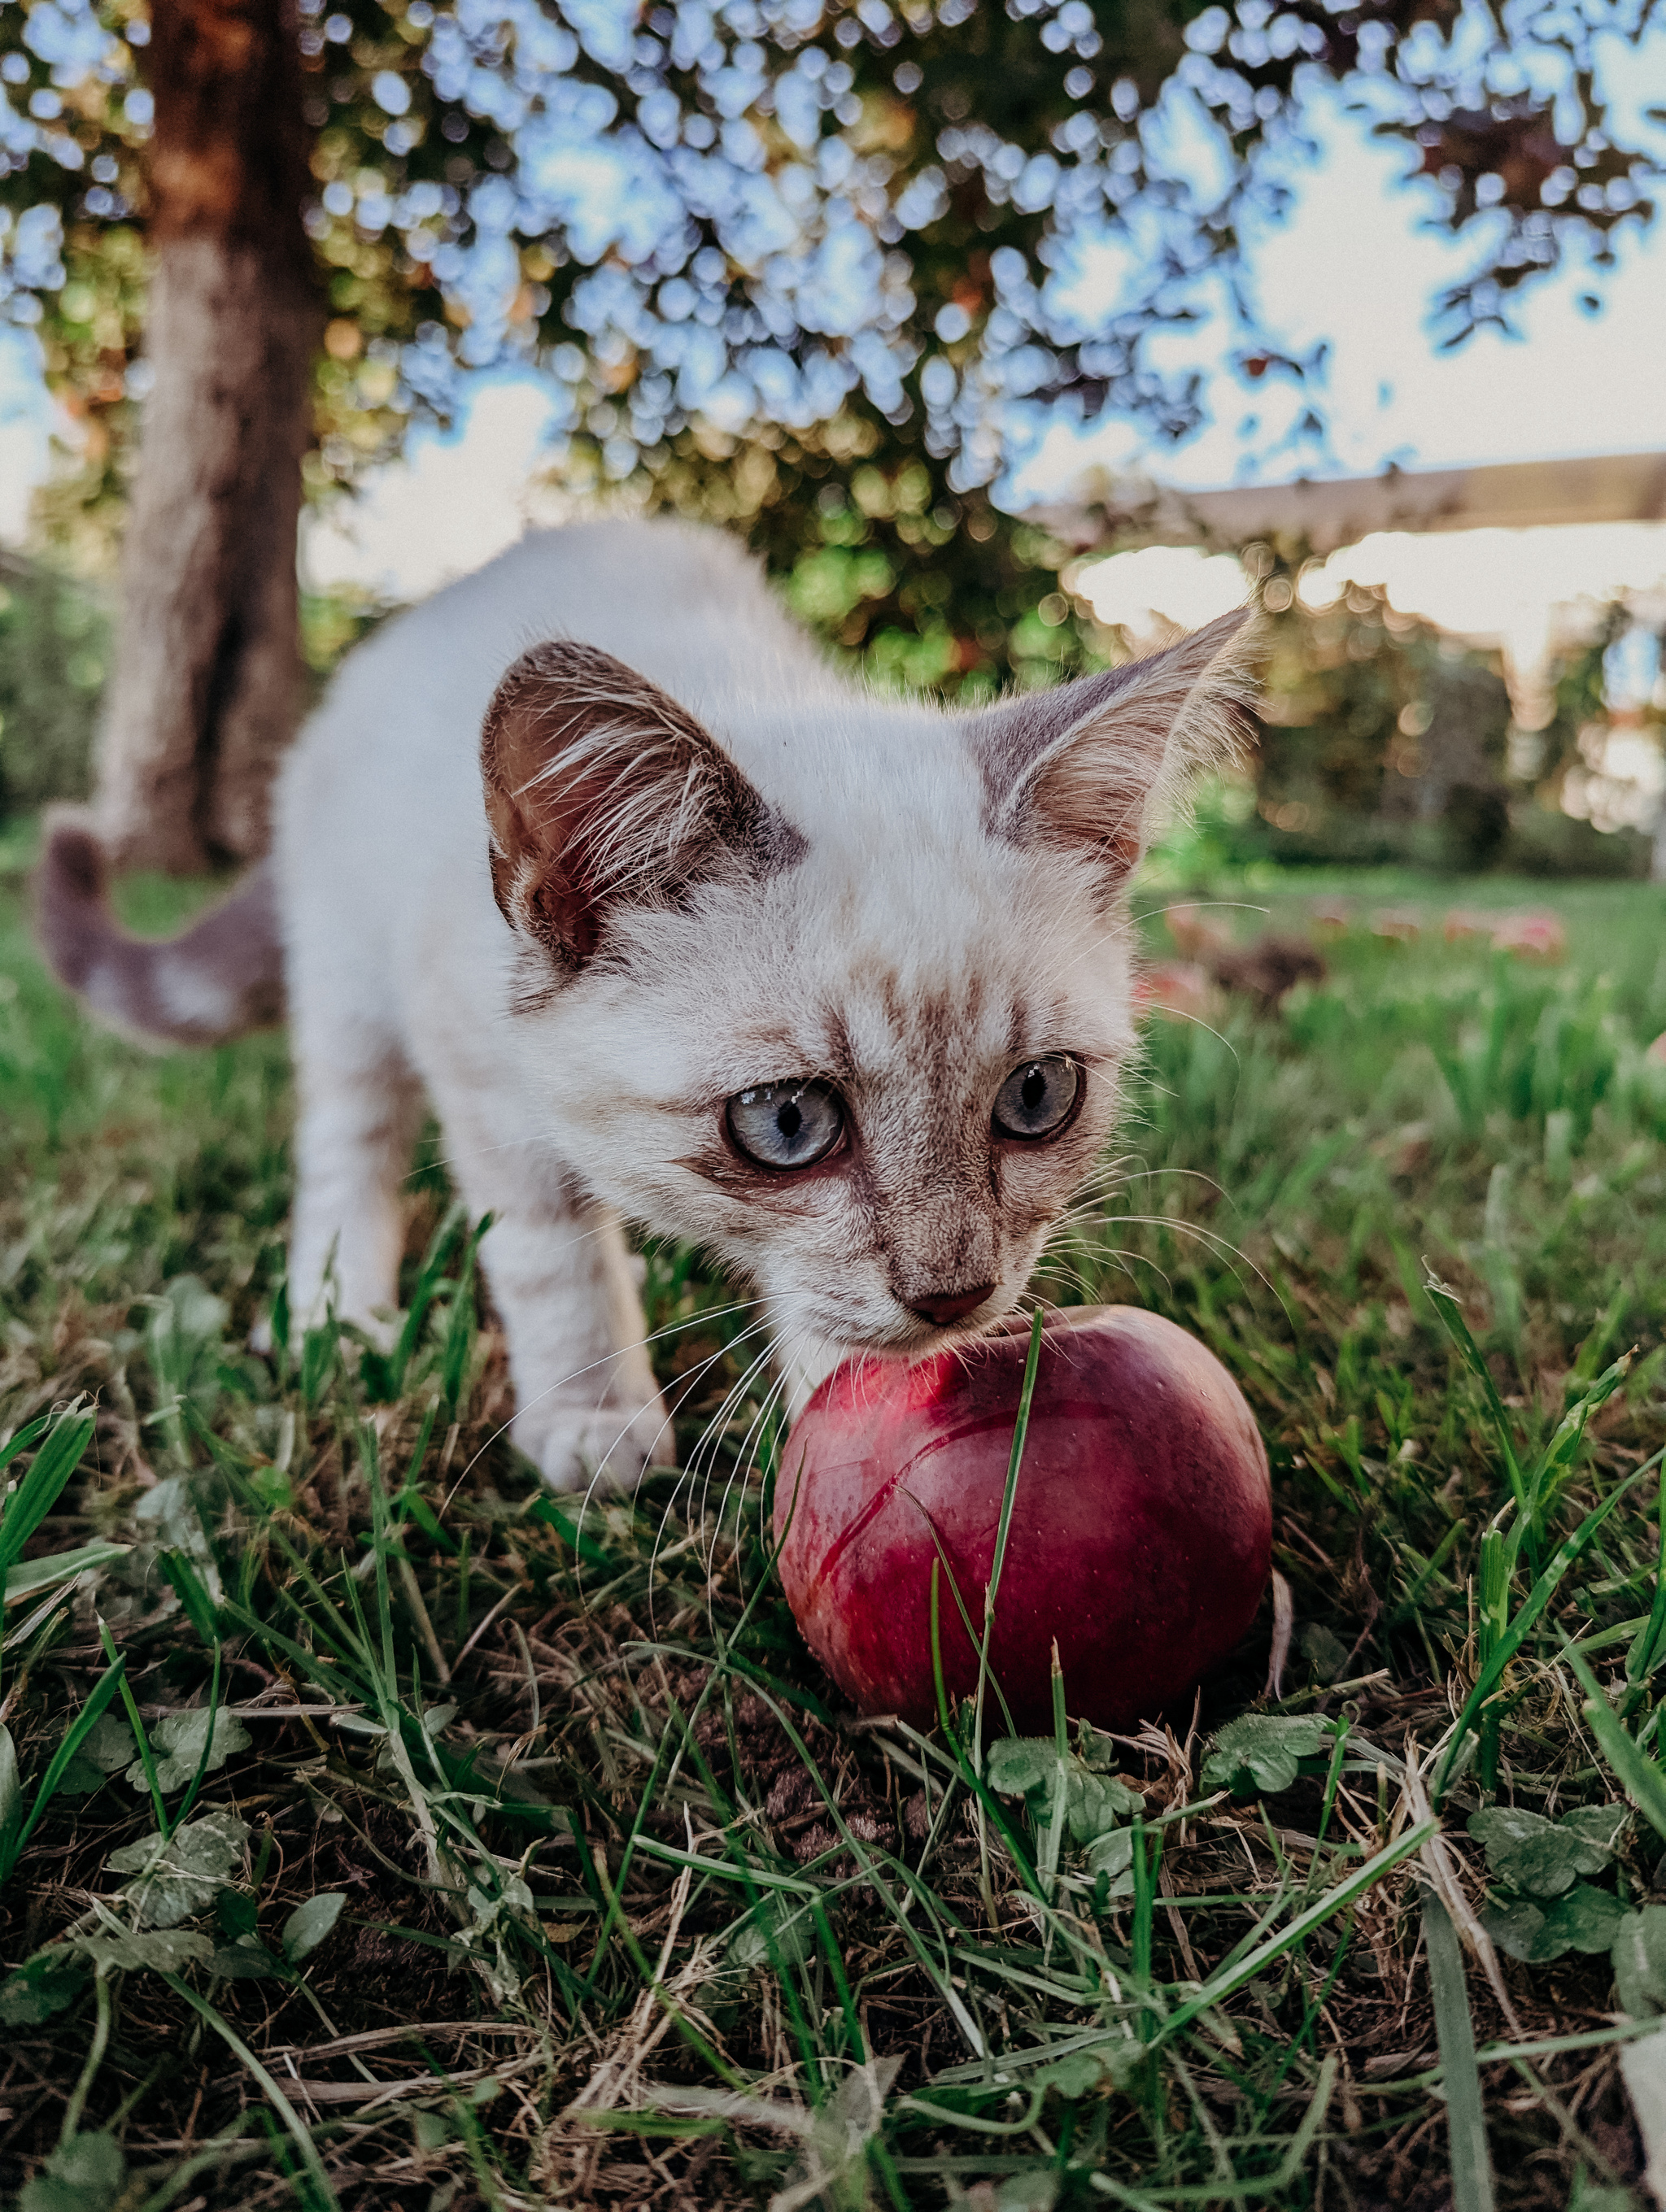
[2,66,1663,609]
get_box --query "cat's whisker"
[641,1324,788,1589]
[1088,1211,1276,1297]
[582,1322,784,1578]
[676,1330,794,1582]
[1131,897,1269,929]
[1110,1163,1235,1202]
[703,1359,796,1600]
[642,1326,774,1500]
[677,1327,784,1509]
[448,1304,771,1512]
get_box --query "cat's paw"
[515,1395,672,1494]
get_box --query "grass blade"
[1568,1646,1666,1845]
[3,1540,130,1605]
[1160,1819,1435,2044]
[0,1410,96,1577]
[158,1971,341,2210]
[972,1306,1044,1759]
[0,1653,128,1885]
[1423,1888,1497,2212]
[1433,1450,1664,1804]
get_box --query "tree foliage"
[0,0,1658,683]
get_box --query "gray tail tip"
[35,807,113,991]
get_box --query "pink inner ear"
[482,657,623,967]
[491,745,617,965]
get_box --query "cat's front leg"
[482,1199,672,1491]
[431,1091,670,1490]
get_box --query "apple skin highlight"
[774,1306,1273,1735]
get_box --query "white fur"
[273,517,1253,1489]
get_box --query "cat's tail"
[33,808,286,1047]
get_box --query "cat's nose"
[908,1283,997,1328]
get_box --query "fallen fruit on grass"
[774,1305,1272,1733]
[1443,908,1491,943]
[1492,909,1567,962]
[1163,902,1235,960]
[1370,906,1422,943]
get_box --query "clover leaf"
[1542,1883,1628,1956]
[1085,1827,1137,1897]
[986,1740,1061,1801]
[1469,1803,1622,1900]
[1066,1772,1145,1844]
[1613,1905,1666,2019]
[125,1707,252,1796]
[1486,1882,1627,1963]
[1559,1803,1629,1856]
[987,1740,1144,1847]
[0,1953,88,2027]
[208,1938,286,1980]
[105,1809,249,1927]
[58,1715,137,1798]
[1200,1715,1337,1797]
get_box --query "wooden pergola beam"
[1040,450,1666,557]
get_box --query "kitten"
[38,518,1257,1490]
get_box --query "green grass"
[2,810,1666,2211]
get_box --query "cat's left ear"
[964,607,1261,890]
[481,639,805,973]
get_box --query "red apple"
[774,1305,1271,1734]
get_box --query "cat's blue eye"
[726,1080,845,1170]
[993,1055,1081,1140]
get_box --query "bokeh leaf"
[0,1723,18,1843]
[728,1893,813,1973]
[1613,1906,1666,2019]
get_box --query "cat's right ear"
[964,608,1261,895]
[481,640,804,974]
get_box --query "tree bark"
[96,0,316,873]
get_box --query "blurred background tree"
[0,0,1657,867]
[0,546,107,813]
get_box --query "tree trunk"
[96,0,316,874]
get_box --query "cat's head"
[481,614,1258,1404]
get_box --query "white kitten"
[38,517,1257,1489]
